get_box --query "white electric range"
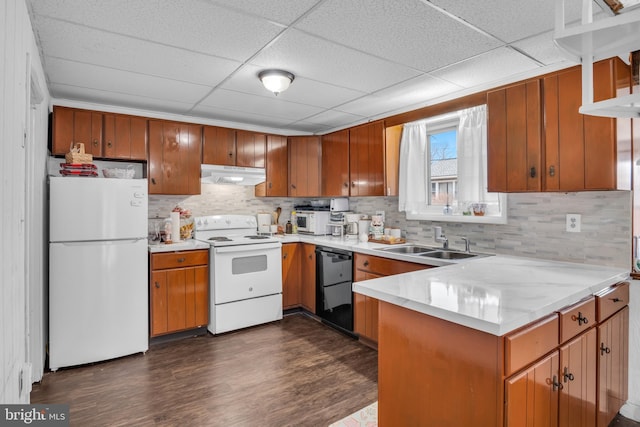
[194,215,283,334]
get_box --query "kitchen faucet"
[461,237,471,253]
[433,226,448,249]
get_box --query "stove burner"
[208,236,232,242]
[244,235,270,240]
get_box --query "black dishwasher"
[316,246,354,335]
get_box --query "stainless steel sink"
[418,250,478,260]
[376,245,435,254]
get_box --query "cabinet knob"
[177,257,185,263]
[343,182,349,188]
[154,281,160,289]
[93,139,99,147]
[291,184,296,190]
[151,178,156,185]
[228,152,233,158]
[571,311,588,326]
[363,260,369,267]
[600,343,611,356]
[563,367,575,382]
[351,182,356,187]
[611,297,623,303]
[530,167,536,178]
[107,141,113,148]
[269,182,272,189]
[283,253,287,260]
[549,165,556,177]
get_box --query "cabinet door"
[289,136,321,197]
[51,106,74,155]
[597,306,629,427]
[559,328,597,427]
[487,80,542,192]
[166,268,187,332]
[505,351,560,427]
[259,135,288,197]
[300,243,316,313]
[282,243,301,309]
[103,114,146,160]
[321,129,350,196]
[354,271,383,343]
[385,125,402,196]
[184,265,208,329]
[148,120,202,195]
[129,116,148,160]
[236,130,266,168]
[74,109,103,157]
[150,270,168,336]
[349,121,384,196]
[202,125,236,165]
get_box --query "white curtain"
[457,105,488,204]
[398,122,428,212]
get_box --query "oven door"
[212,242,282,304]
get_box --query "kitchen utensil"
[275,207,282,224]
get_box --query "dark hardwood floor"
[30,312,639,426]
[31,313,378,426]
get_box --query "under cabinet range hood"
[201,164,266,186]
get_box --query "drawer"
[558,297,595,343]
[504,314,559,376]
[596,281,629,322]
[150,249,208,270]
[354,253,430,277]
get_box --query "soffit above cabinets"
[27,0,610,135]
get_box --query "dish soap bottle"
[285,220,293,234]
[291,211,297,234]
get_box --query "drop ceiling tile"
[45,57,212,104]
[50,84,195,115]
[301,109,366,128]
[338,74,464,117]
[431,47,542,89]
[208,0,322,25]
[250,29,421,93]
[29,0,282,61]
[296,0,501,72]
[34,16,241,86]
[221,64,366,108]
[198,89,324,121]
[281,121,334,134]
[511,31,573,66]
[189,104,300,132]
[429,0,584,43]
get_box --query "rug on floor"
[329,401,377,427]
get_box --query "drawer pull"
[283,253,287,260]
[611,297,623,303]
[155,281,160,289]
[571,311,588,326]
[530,166,536,178]
[177,257,186,263]
[600,343,611,356]
[563,367,574,382]
[363,260,369,267]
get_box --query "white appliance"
[330,198,349,212]
[194,215,282,334]
[48,176,148,371]
[296,210,331,235]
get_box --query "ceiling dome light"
[258,69,294,95]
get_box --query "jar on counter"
[285,220,293,234]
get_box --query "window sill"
[405,212,507,224]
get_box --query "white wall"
[1,0,49,403]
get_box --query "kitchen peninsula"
[353,256,629,426]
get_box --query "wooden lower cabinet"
[597,307,629,427]
[560,328,597,427]
[353,253,430,344]
[149,250,208,337]
[282,243,301,309]
[300,243,316,313]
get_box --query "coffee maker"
[345,214,361,238]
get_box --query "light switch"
[566,214,581,232]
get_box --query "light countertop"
[148,239,209,253]
[352,255,628,336]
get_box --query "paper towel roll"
[170,211,181,243]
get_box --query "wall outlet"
[566,214,581,232]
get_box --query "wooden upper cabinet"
[103,113,147,160]
[289,136,321,197]
[256,135,288,197]
[321,129,350,197]
[236,130,266,168]
[544,57,630,192]
[349,121,385,196]
[148,120,202,195]
[384,125,402,196]
[202,125,236,166]
[487,80,542,192]
[51,106,103,157]
[52,106,146,160]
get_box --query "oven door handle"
[214,242,282,254]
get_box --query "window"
[398,105,507,224]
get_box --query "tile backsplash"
[150,184,632,269]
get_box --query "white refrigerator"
[49,176,149,370]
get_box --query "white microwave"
[296,211,330,235]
